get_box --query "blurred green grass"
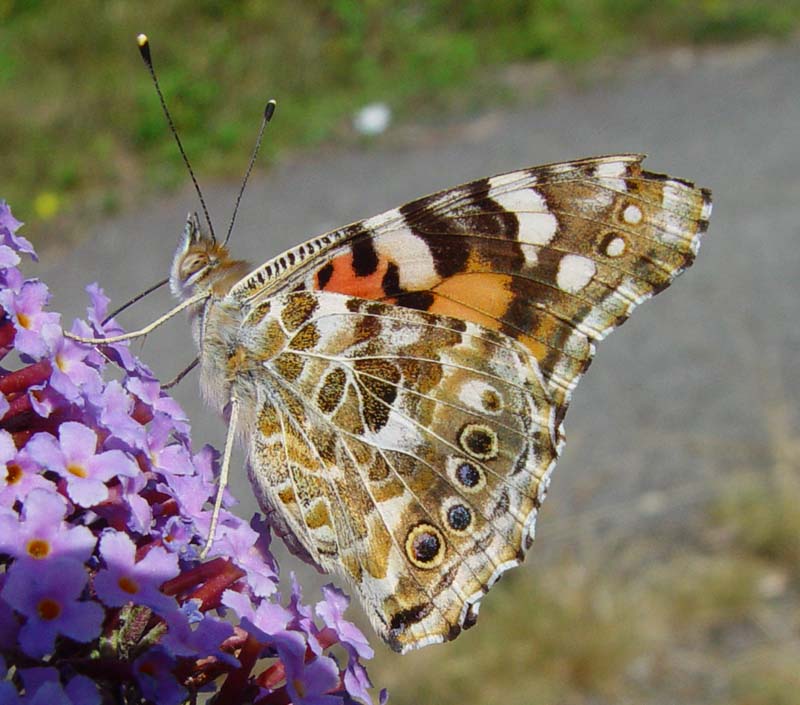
[1,0,799,241]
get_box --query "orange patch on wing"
[429,273,514,331]
[317,252,390,300]
[517,333,549,362]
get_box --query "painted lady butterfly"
[164,152,711,653]
[72,35,713,656]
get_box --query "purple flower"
[75,283,140,374]
[126,376,189,433]
[15,669,101,705]
[223,589,298,644]
[47,330,103,404]
[64,674,101,705]
[93,531,179,616]
[91,380,147,449]
[132,647,186,705]
[161,608,235,663]
[119,472,154,534]
[0,201,35,260]
[289,574,323,655]
[0,245,20,269]
[0,430,54,507]
[2,557,103,658]
[143,414,194,476]
[0,281,60,359]
[0,580,21,651]
[0,655,21,704]
[26,422,139,507]
[0,489,96,563]
[212,516,278,598]
[317,585,373,659]
[343,660,377,705]
[283,650,342,705]
[159,515,196,554]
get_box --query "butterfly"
[150,152,711,653]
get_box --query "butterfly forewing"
[207,154,711,652]
[232,155,711,415]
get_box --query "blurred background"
[4,2,800,704]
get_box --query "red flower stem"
[161,558,245,611]
[216,633,262,705]
[131,397,153,425]
[190,560,246,611]
[175,644,227,685]
[162,557,229,595]
[157,497,180,517]
[0,318,15,350]
[257,660,287,690]
[0,359,52,395]
[2,392,33,421]
[315,627,339,650]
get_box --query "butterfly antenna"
[136,33,216,241]
[222,99,276,247]
[102,277,170,325]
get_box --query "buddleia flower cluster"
[0,201,386,705]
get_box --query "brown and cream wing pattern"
[294,154,712,416]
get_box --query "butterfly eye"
[180,253,210,281]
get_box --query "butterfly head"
[170,212,251,300]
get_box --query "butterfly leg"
[200,394,240,559]
[161,356,199,389]
[65,291,210,344]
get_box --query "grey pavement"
[34,41,800,575]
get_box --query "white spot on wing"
[556,254,596,293]
[622,204,643,224]
[489,178,557,266]
[595,160,628,192]
[370,209,440,289]
[605,236,626,257]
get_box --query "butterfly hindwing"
[234,290,559,651]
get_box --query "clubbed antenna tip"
[222,98,277,246]
[136,33,151,64]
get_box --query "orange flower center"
[6,463,23,485]
[26,538,51,559]
[67,463,88,478]
[118,576,139,595]
[293,679,306,698]
[17,312,31,329]
[37,597,61,621]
